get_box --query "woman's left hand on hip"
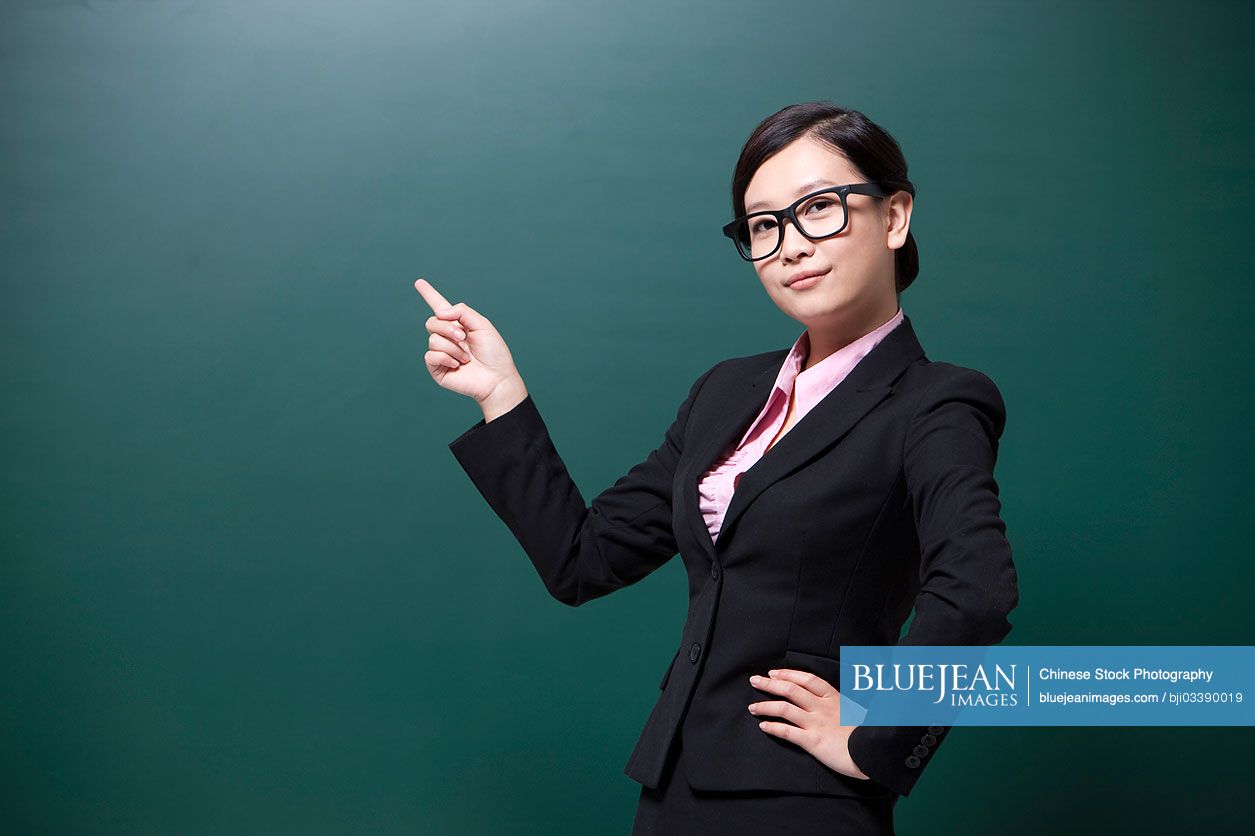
[748,668,871,781]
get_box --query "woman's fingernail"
[455,329,466,340]
[749,675,760,683]
[768,670,779,677]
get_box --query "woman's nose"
[779,218,814,260]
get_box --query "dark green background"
[3,0,1252,833]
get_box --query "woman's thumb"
[437,300,492,333]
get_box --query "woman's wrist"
[480,377,529,423]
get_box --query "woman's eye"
[805,199,833,214]
[751,219,777,234]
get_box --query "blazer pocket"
[781,648,842,692]
[658,648,680,690]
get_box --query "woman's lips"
[787,268,830,289]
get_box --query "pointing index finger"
[414,278,452,314]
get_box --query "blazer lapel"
[679,356,778,560]
[681,314,928,562]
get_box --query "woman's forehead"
[744,137,858,209]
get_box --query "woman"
[416,102,1019,835]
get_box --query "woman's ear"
[886,191,913,251]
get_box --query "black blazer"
[447,313,1019,800]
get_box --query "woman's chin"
[786,296,854,324]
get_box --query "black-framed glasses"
[722,182,892,262]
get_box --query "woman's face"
[741,134,912,333]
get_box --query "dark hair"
[730,102,919,293]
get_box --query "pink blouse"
[697,307,906,544]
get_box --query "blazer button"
[913,745,929,757]
[689,642,702,663]
[905,755,921,768]
[921,734,937,746]
[710,564,720,580]
[928,726,945,735]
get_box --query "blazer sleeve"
[846,364,1020,797]
[447,361,721,607]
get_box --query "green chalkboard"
[3,1,1252,833]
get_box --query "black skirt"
[630,723,897,836]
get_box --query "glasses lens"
[794,192,846,239]
[730,214,781,260]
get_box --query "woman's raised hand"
[415,278,528,420]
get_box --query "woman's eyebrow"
[746,178,839,211]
